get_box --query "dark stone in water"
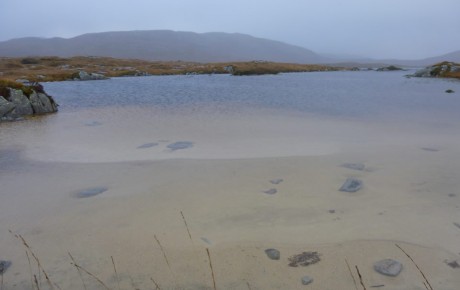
[167,141,194,151]
[454,222,460,229]
[374,259,402,277]
[76,187,108,198]
[445,89,455,93]
[421,147,439,152]
[341,163,365,171]
[200,237,212,245]
[0,260,12,274]
[288,252,321,267]
[329,209,336,214]
[265,248,280,260]
[137,142,158,149]
[263,188,277,195]
[448,193,456,197]
[301,276,313,285]
[339,178,362,192]
[445,260,460,268]
[84,121,103,126]
[270,178,284,185]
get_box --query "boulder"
[412,62,460,79]
[74,70,108,81]
[0,83,58,121]
[339,178,362,192]
[374,259,403,277]
[7,88,33,116]
[29,92,58,114]
[0,96,15,118]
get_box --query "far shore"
[0,56,346,82]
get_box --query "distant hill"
[0,30,327,63]
[337,51,460,68]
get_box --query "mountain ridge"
[0,30,327,64]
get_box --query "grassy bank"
[0,56,344,82]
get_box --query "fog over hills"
[0,30,458,66]
[0,30,327,63]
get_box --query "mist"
[0,0,459,60]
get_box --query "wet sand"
[1,107,460,289]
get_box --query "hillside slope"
[0,30,326,63]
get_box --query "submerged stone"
[339,178,362,192]
[374,259,402,277]
[270,178,284,185]
[301,276,313,285]
[137,142,158,149]
[0,260,12,274]
[263,188,277,195]
[167,141,194,151]
[341,163,365,171]
[76,187,108,198]
[84,121,103,126]
[265,248,280,260]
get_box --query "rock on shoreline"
[411,62,460,78]
[0,82,58,121]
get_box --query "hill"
[0,30,326,64]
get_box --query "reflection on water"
[1,72,460,289]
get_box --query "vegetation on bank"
[0,79,45,97]
[0,56,345,82]
[430,61,460,79]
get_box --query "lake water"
[1,71,460,289]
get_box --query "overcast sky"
[1,0,459,60]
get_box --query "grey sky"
[1,0,459,60]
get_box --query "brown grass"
[0,56,344,82]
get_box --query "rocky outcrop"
[411,62,460,78]
[72,70,108,81]
[376,65,403,71]
[0,82,58,121]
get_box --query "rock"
[448,193,456,197]
[263,188,277,195]
[264,248,280,260]
[75,187,108,198]
[7,88,33,116]
[412,62,460,79]
[411,67,432,77]
[137,142,158,149]
[301,276,313,285]
[200,237,212,245]
[421,147,439,152]
[167,141,194,151]
[84,121,103,126]
[74,70,108,81]
[339,178,362,192]
[0,83,58,121]
[374,259,403,277]
[341,163,365,171]
[270,178,284,184]
[0,260,12,274]
[445,260,460,268]
[454,222,460,229]
[288,252,321,267]
[29,92,57,114]
[376,65,403,71]
[0,96,16,118]
[329,209,336,214]
[445,89,455,93]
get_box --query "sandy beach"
[1,104,460,289]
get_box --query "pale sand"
[1,108,460,289]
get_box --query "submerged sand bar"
[1,72,460,289]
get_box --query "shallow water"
[1,71,460,289]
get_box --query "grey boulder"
[374,259,403,277]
